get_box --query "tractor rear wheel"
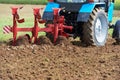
[81,8,108,46]
[112,20,120,43]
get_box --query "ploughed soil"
[0,4,120,80]
[0,36,120,80]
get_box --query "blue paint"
[79,2,106,13]
[42,2,59,20]
[108,2,114,22]
[80,3,96,13]
[44,2,59,12]
[80,2,114,22]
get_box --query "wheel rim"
[94,16,108,44]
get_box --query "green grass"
[0,0,48,5]
[0,16,45,42]
[115,0,120,10]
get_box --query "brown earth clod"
[36,36,53,45]
[8,35,30,46]
[55,36,72,46]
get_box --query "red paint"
[47,8,73,43]
[48,0,54,2]
[6,7,73,45]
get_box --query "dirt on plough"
[0,36,120,80]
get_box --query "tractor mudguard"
[42,2,59,20]
[77,3,105,22]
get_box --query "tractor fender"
[77,3,105,22]
[42,2,59,20]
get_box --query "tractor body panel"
[108,2,114,22]
[77,3,96,22]
[78,2,106,22]
[79,3,96,13]
[43,1,114,22]
[44,2,59,12]
[42,2,59,20]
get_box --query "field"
[0,0,47,5]
[0,0,120,9]
[0,3,120,80]
[0,4,45,41]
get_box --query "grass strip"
[0,0,48,5]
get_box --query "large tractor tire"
[112,20,120,43]
[81,8,108,46]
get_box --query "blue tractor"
[43,0,115,46]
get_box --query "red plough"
[3,7,73,45]
[46,8,73,43]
